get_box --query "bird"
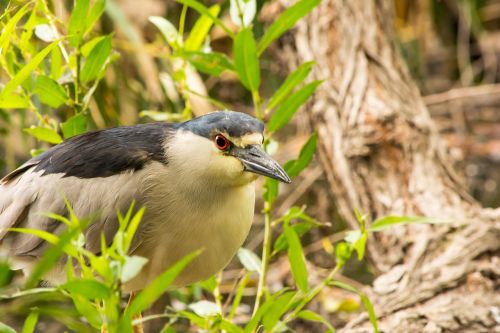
[0,111,291,291]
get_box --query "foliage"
[0,0,444,332]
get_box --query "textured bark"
[271,0,500,331]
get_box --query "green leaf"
[34,75,69,108]
[0,41,58,104]
[176,51,234,76]
[25,226,81,288]
[0,2,30,55]
[24,127,63,144]
[175,0,234,38]
[61,279,111,299]
[188,300,219,317]
[264,178,279,205]
[0,262,14,288]
[330,281,379,333]
[233,28,260,92]
[71,294,102,328]
[237,247,262,274]
[368,216,448,232]
[262,291,296,331]
[149,16,180,48]
[257,0,321,55]
[344,230,368,261]
[21,310,38,333]
[8,227,59,245]
[285,132,318,178]
[273,222,312,255]
[121,255,148,283]
[268,80,322,133]
[68,0,90,46]
[297,310,335,332]
[50,46,63,80]
[80,35,112,82]
[119,250,201,333]
[61,113,87,139]
[81,36,106,57]
[85,0,106,35]
[185,5,220,51]
[284,225,308,292]
[0,322,17,333]
[0,94,29,109]
[268,61,315,111]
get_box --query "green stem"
[252,90,262,120]
[253,200,272,316]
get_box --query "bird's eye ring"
[214,134,230,150]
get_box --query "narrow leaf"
[0,322,17,333]
[80,35,112,82]
[268,61,315,110]
[21,310,39,333]
[0,94,29,109]
[284,225,308,292]
[0,41,58,103]
[34,75,69,108]
[61,113,87,139]
[285,132,318,178]
[68,0,90,46]
[176,51,234,76]
[233,28,260,91]
[368,216,448,232]
[268,80,322,133]
[61,279,111,299]
[149,16,180,48]
[257,0,320,55]
[262,291,296,331]
[175,0,234,38]
[185,5,220,51]
[297,310,335,332]
[188,300,219,317]
[24,127,63,144]
[119,250,201,332]
[85,0,106,35]
[237,248,262,274]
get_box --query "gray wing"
[0,164,143,259]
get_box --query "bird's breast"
[125,170,256,291]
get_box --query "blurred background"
[0,0,499,331]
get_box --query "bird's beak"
[232,145,291,183]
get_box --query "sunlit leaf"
[121,255,148,283]
[34,24,56,42]
[189,300,219,317]
[285,132,318,178]
[149,16,180,48]
[0,93,29,109]
[176,51,234,76]
[68,0,90,46]
[34,75,69,108]
[233,28,260,92]
[273,222,312,255]
[80,35,112,82]
[85,0,106,35]
[297,310,335,332]
[61,113,87,139]
[268,61,315,110]
[61,279,111,299]
[257,0,321,55]
[268,80,322,133]
[0,41,58,104]
[237,247,262,274]
[0,322,17,333]
[284,225,308,292]
[262,291,296,331]
[368,216,448,232]
[118,250,201,333]
[185,5,220,51]
[229,0,256,27]
[344,230,368,261]
[24,127,63,144]
[0,2,30,55]
[175,0,234,38]
[21,309,38,333]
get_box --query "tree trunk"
[273,0,500,331]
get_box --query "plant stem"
[253,200,272,315]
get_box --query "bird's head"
[167,111,291,187]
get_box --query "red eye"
[214,134,230,150]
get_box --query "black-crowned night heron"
[0,111,290,291]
